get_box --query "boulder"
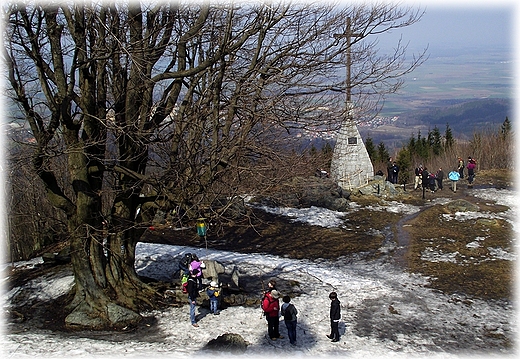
[445,199,480,213]
[203,333,249,353]
[201,260,225,282]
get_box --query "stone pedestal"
[330,119,374,189]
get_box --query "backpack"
[181,274,188,293]
[283,304,295,321]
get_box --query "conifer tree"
[444,123,454,149]
[430,126,442,155]
[364,136,377,163]
[377,142,390,164]
[501,117,512,138]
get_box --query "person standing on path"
[327,292,341,343]
[262,289,283,340]
[414,164,423,190]
[386,157,394,183]
[435,168,444,190]
[189,254,204,290]
[206,281,220,315]
[457,157,465,179]
[467,157,476,187]
[187,269,200,327]
[448,169,460,192]
[391,162,399,185]
[421,167,429,191]
[281,295,298,346]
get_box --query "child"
[327,291,341,342]
[206,281,220,315]
[281,295,298,345]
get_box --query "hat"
[210,281,218,287]
[271,290,280,299]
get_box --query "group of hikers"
[411,156,477,193]
[179,253,220,328]
[178,256,342,346]
[260,279,342,345]
[386,158,400,184]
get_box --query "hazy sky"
[376,1,515,56]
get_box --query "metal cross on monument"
[330,17,374,190]
[334,17,361,111]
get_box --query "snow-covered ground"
[2,188,517,358]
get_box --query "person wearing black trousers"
[326,291,341,342]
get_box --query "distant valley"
[360,97,512,150]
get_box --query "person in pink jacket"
[189,254,204,290]
[467,157,476,187]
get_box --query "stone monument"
[330,17,374,190]
[330,118,374,190]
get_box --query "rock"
[203,333,249,353]
[476,218,500,227]
[202,260,225,282]
[230,266,240,288]
[42,248,71,265]
[445,199,480,213]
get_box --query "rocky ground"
[142,169,514,302]
[5,169,514,337]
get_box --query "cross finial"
[334,18,362,106]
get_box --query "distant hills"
[397,98,511,135]
[358,98,512,150]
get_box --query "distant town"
[296,115,399,142]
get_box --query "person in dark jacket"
[186,269,200,327]
[386,157,394,183]
[391,162,399,184]
[327,292,341,342]
[436,168,444,190]
[178,253,192,277]
[428,172,436,193]
[457,157,465,179]
[421,167,430,190]
[281,295,298,345]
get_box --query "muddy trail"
[143,169,515,302]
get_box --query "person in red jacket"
[467,157,476,187]
[261,289,283,340]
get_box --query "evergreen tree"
[377,142,390,164]
[444,123,454,149]
[364,136,377,162]
[396,148,411,185]
[408,134,416,154]
[418,133,429,160]
[322,142,333,168]
[309,144,318,157]
[430,126,442,155]
[321,142,333,156]
[501,117,512,137]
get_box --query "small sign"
[348,137,357,145]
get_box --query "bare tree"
[3,1,425,329]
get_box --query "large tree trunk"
[5,2,426,331]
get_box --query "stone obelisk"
[330,18,373,190]
[330,117,374,189]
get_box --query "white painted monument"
[330,118,374,190]
[330,17,374,190]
